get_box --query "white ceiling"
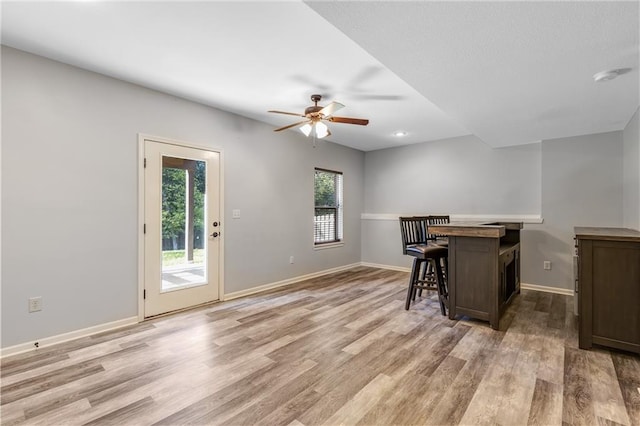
[1,1,638,151]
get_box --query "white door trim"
[137,133,225,321]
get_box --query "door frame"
[137,133,225,321]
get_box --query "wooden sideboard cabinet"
[429,222,522,330]
[575,227,640,354]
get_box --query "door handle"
[210,231,220,238]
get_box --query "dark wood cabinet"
[575,227,640,354]
[430,222,522,330]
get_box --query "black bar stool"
[422,215,450,287]
[399,217,448,315]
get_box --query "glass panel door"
[161,157,207,292]
[143,139,220,318]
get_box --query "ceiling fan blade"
[319,101,345,117]
[351,94,405,101]
[328,116,369,126]
[268,110,305,117]
[273,120,310,132]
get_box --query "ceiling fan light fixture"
[300,123,312,137]
[300,121,330,139]
[315,121,329,138]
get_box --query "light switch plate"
[232,209,240,219]
[29,297,42,312]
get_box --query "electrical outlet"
[29,297,42,312]
[543,261,552,270]
[289,256,294,264]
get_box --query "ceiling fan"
[268,94,369,139]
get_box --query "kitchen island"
[428,222,522,330]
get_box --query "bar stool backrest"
[427,215,450,240]
[399,216,429,255]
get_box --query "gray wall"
[362,135,542,271]
[525,132,624,290]
[364,135,541,214]
[1,47,364,348]
[623,107,640,230]
[361,132,625,291]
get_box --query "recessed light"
[393,131,407,137]
[593,68,632,82]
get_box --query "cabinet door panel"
[591,241,640,345]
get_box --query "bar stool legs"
[405,258,421,310]
[404,256,448,315]
[433,257,448,316]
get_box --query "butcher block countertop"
[429,222,523,238]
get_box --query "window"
[314,168,343,245]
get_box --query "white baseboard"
[1,316,139,359]
[360,262,411,273]
[223,262,361,301]
[360,264,575,298]
[520,283,574,296]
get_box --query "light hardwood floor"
[1,266,639,425]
